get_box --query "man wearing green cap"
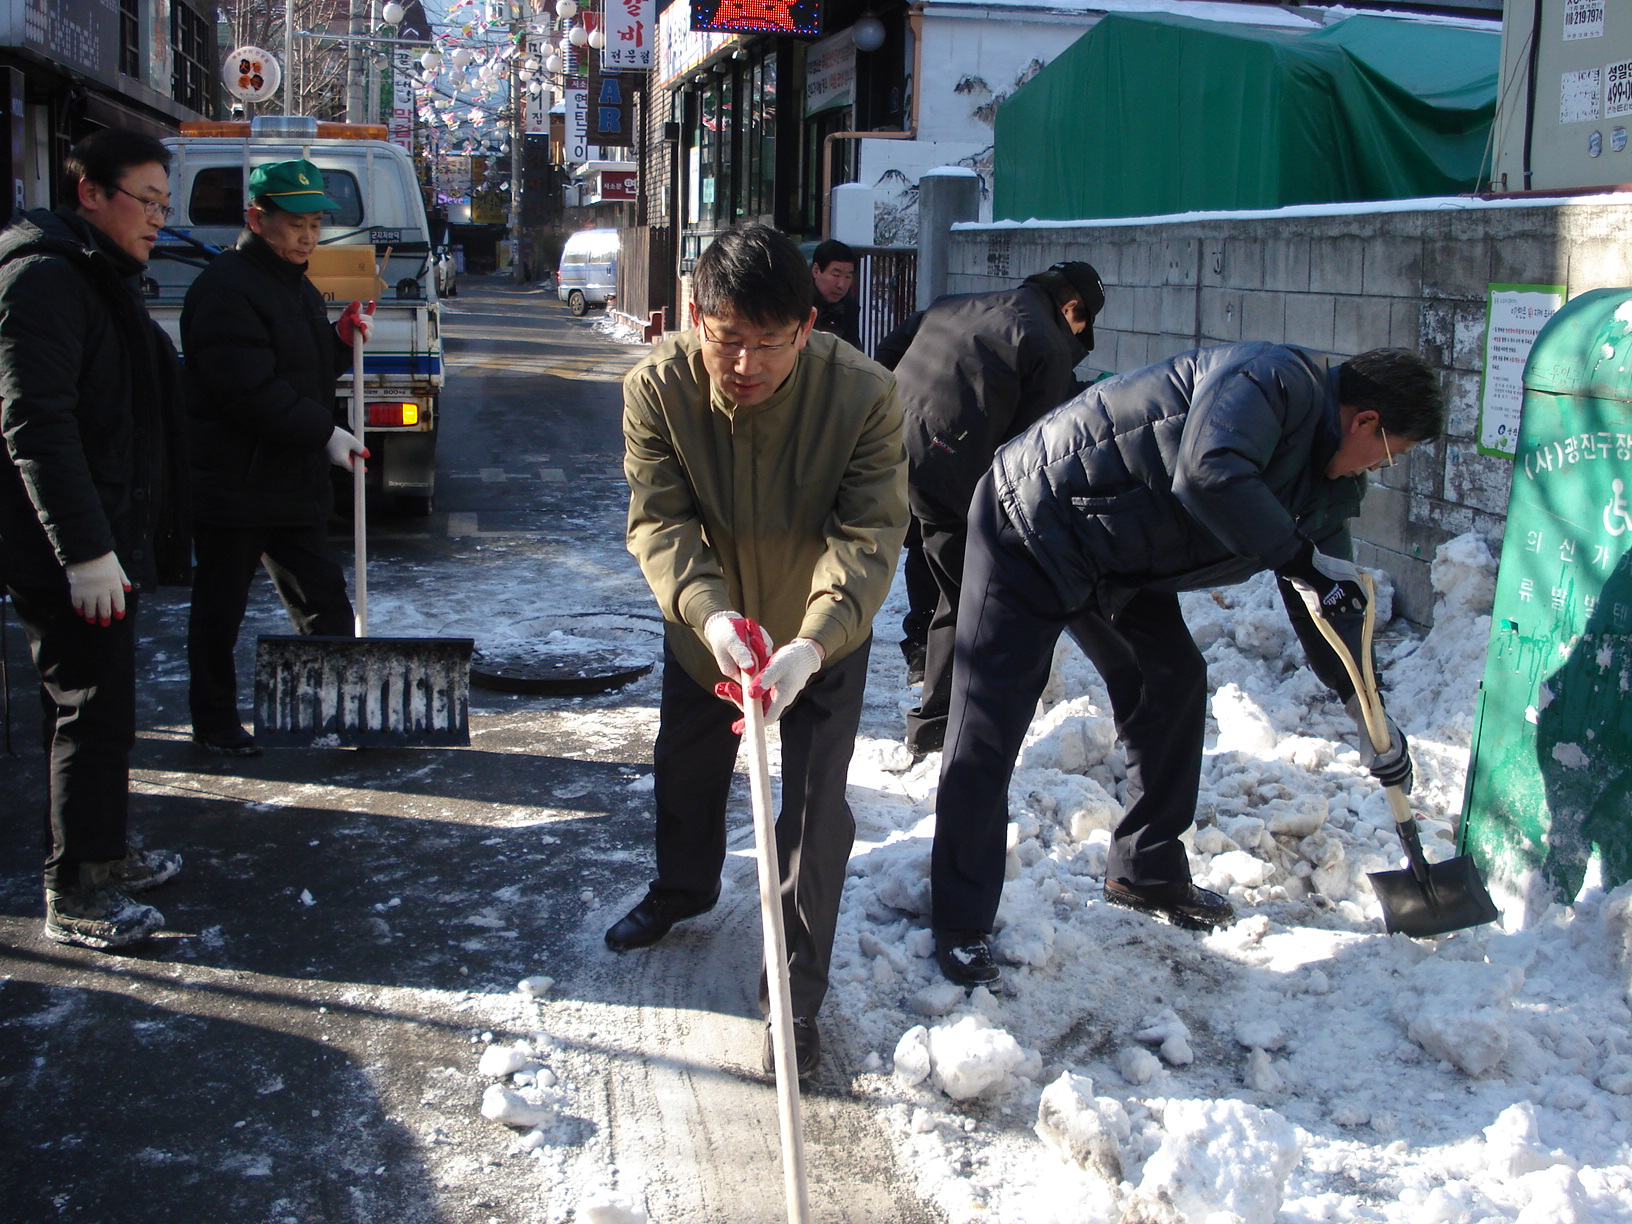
[181,158,375,757]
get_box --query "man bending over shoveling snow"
[930,345,1443,988]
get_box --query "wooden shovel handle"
[741,693,812,1223]
[1302,574,1416,827]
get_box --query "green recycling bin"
[1461,287,1632,906]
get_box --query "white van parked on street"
[557,228,619,316]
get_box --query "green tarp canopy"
[992,12,1499,223]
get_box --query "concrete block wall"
[944,201,1632,625]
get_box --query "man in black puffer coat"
[0,130,190,949]
[929,343,1444,988]
[183,159,371,756]
[894,261,1104,757]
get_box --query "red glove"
[337,300,376,346]
[709,615,773,734]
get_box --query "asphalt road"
[0,279,940,1224]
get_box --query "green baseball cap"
[247,159,338,213]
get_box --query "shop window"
[172,1,213,115]
[119,0,139,77]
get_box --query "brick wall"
[943,200,1632,624]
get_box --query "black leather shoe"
[761,1016,820,1080]
[1104,879,1235,931]
[192,726,263,757]
[604,887,719,952]
[902,641,927,686]
[935,929,1001,986]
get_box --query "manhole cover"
[472,613,660,696]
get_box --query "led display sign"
[690,0,821,37]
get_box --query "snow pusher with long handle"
[738,630,812,1224]
[1305,573,1498,938]
[253,331,472,747]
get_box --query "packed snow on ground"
[819,530,1632,1223]
[456,529,1632,1221]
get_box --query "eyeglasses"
[697,317,801,361]
[1379,425,1397,468]
[113,185,175,223]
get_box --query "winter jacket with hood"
[182,232,349,528]
[623,327,908,691]
[893,282,1085,521]
[0,206,187,590]
[993,342,1365,620]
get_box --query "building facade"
[1,0,219,214]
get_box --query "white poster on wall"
[1563,0,1604,41]
[1607,59,1632,118]
[804,31,855,117]
[1478,283,1568,459]
[1560,68,1602,123]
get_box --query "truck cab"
[149,116,444,515]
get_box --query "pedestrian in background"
[182,159,372,757]
[893,261,1104,758]
[810,238,862,351]
[930,344,1437,987]
[0,129,189,949]
[609,223,907,1080]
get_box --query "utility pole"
[510,4,526,284]
[346,0,364,121]
[283,0,294,116]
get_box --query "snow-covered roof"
[920,0,1320,28]
[965,192,1632,231]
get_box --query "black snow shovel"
[1305,574,1498,938]
[253,330,473,747]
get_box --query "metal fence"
[855,246,917,358]
[615,235,916,355]
[615,223,675,330]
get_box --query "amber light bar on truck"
[366,402,420,427]
[178,121,389,140]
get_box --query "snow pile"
[575,1189,649,1223]
[1123,1097,1300,1224]
[893,1013,1042,1101]
[473,1031,570,1147]
[829,532,1632,1222]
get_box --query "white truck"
[148,115,444,515]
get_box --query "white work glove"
[750,638,825,724]
[702,610,773,680]
[326,426,369,472]
[1345,695,1414,793]
[65,551,130,625]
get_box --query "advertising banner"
[565,82,589,163]
[588,63,634,143]
[658,0,733,87]
[390,49,415,151]
[603,0,654,70]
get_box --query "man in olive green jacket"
[608,224,907,1080]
